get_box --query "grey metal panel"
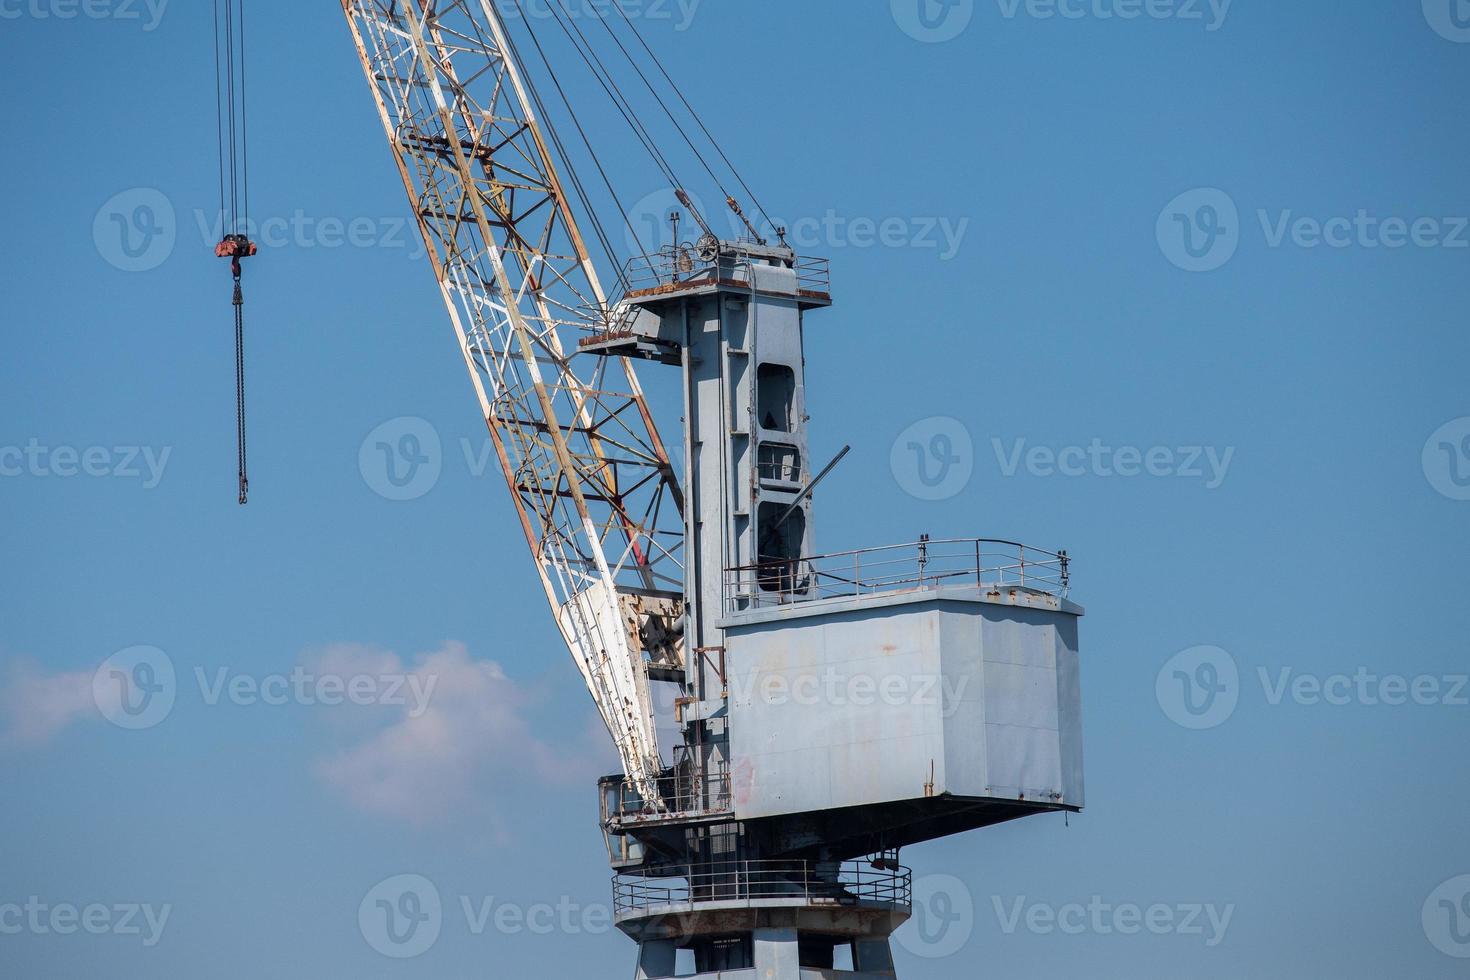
[1055,615,1086,808]
[936,604,984,797]
[729,604,946,819]
[979,611,1062,801]
[726,589,1083,821]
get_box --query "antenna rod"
[769,444,851,530]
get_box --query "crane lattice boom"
[342,0,685,800]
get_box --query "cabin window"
[758,442,802,484]
[757,502,806,593]
[756,363,796,432]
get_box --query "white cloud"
[311,641,597,828]
[0,659,97,746]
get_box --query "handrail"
[620,244,830,296]
[723,537,1071,611]
[604,766,733,824]
[613,859,912,918]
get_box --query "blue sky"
[1,0,1468,977]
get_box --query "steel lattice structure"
[342,0,685,800]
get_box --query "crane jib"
[340,0,684,802]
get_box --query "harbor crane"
[220,3,1088,975]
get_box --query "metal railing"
[604,766,733,823]
[613,859,912,918]
[794,253,832,294]
[619,245,830,296]
[724,537,1071,611]
[621,246,708,293]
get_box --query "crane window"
[758,443,802,484]
[756,363,796,432]
[757,502,806,594]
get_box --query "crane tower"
[341,3,1085,976]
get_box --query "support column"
[635,939,676,979]
[853,937,898,975]
[753,926,800,979]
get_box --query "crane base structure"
[590,239,1084,978]
[619,877,910,978]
